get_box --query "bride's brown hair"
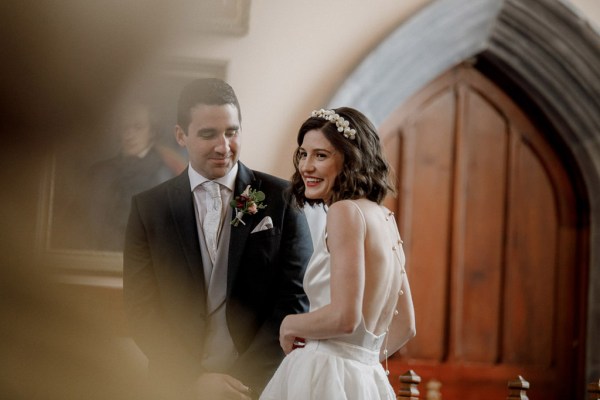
[291,107,395,206]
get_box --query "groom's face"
[175,103,241,180]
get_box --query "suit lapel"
[227,162,261,296]
[168,170,207,296]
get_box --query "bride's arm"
[279,201,365,354]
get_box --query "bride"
[260,107,416,400]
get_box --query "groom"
[123,78,312,399]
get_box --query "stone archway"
[328,0,600,385]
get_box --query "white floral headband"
[310,109,357,140]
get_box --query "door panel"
[451,86,507,364]
[505,139,558,366]
[400,90,455,361]
[379,65,586,399]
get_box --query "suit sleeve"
[122,196,204,384]
[230,191,312,392]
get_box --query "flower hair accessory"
[230,185,267,226]
[311,109,357,140]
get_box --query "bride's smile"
[298,129,343,204]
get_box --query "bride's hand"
[279,315,304,354]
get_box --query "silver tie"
[203,181,222,264]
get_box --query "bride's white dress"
[260,204,398,400]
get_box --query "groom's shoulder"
[252,169,290,190]
[135,172,186,201]
[254,170,289,187]
[249,169,293,208]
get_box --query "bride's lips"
[303,176,323,187]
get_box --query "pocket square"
[251,216,274,233]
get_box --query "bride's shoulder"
[328,199,382,226]
[327,200,366,225]
[328,199,366,216]
[328,200,355,216]
[331,198,381,213]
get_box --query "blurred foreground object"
[0,0,201,398]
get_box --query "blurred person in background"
[87,101,185,251]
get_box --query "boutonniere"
[230,185,267,226]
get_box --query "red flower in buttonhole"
[230,185,266,227]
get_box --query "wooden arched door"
[380,65,587,399]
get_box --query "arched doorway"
[379,64,587,399]
[327,0,600,396]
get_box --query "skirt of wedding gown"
[260,339,396,400]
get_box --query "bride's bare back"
[327,199,415,356]
[327,199,402,333]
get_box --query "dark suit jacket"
[123,162,312,396]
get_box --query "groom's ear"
[174,125,187,147]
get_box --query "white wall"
[171,0,428,179]
[569,0,600,25]
[169,0,600,180]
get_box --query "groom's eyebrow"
[195,125,239,137]
[195,128,218,138]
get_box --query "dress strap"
[346,200,367,234]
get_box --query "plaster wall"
[166,0,599,179]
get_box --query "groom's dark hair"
[177,78,242,132]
